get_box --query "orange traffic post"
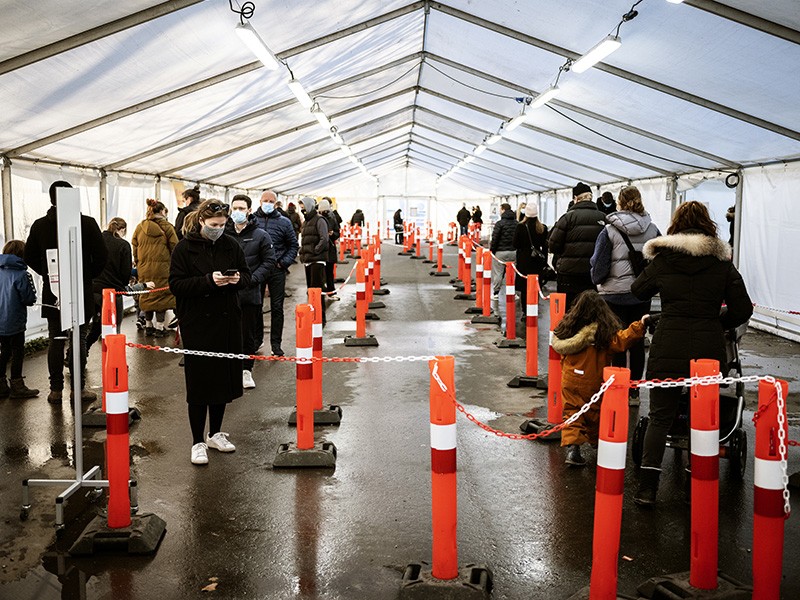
[455,236,465,285]
[431,232,450,277]
[400,356,492,594]
[309,289,323,411]
[454,244,475,301]
[753,378,790,600]
[424,234,435,264]
[365,246,384,312]
[465,246,484,314]
[105,334,131,529]
[587,367,630,600]
[101,287,117,413]
[508,275,540,387]
[411,227,425,259]
[495,263,523,348]
[273,304,337,468]
[471,250,500,324]
[354,226,362,258]
[373,235,390,296]
[338,232,347,263]
[344,259,378,347]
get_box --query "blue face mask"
[231,210,247,224]
[262,203,275,215]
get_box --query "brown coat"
[553,320,645,446]
[132,217,178,312]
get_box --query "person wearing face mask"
[170,200,251,466]
[298,197,329,325]
[253,190,298,356]
[225,195,277,390]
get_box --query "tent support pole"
[99,169,108,228]
[732,170,743,268]
[1,156,12,242]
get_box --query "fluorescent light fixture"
[464,155,476,163]
[530,85,560,109]
[571,35,622,73]
[474,144,487,156]
[339,145,354,158]
[505,112,527,132]
[348,154,360,165]
[666,0,685,3]
[485,132,502,145]
[287,79,313,108]
[311,104,331,130]
[330,128,344,145]
[235,22,280,70]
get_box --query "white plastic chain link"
[562,375,616,426]
[770,375,792,515]
[130,344,436,363]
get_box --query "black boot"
[9,378,39,399]
[565,444,587,466]
[634,467,660,507]
[0,377,9,399]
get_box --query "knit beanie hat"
[524,203,538,218]
[572,182,592,197]
[318,199,331,213]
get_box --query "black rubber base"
[494,337,525,348]
[430,271,451,277]
[287,405,343,426]
[410,255,426,260]
[352,312,380,320]
[337,260,349,265]
[471,314,501,325]
[344,335,379,347]
[334,277,345,283]
[506,375,539,388]
[519,418,561,442]
[465,306,483,314]
[637,571,751,599]
[398,251,413,256]
[399,563,493,599]
[273,441,337,469]
[69,513,166,556]
[82,406,142,428]
[422,259,435,264]
[368,301,386,309]
[454,293,476,301]
[373,288,390,295]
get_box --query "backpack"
[618,230,647,276]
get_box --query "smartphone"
[222,269,239,276]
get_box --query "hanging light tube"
[666,0,685,3]
[485,132,502,145]
[311,104,331,130]
[329,127,344,145]
[339,145,354,158]
[474,144,487,156]
[505,111,528,132]
[530,85,560,109]
[464,155,476,163]
[235,22,280,70]
[571,35,622,73]
[287,79,313,108]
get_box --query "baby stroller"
[631,312,749,479]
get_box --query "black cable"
[425,62,520,100]
[228,0,255,24]
[545,103,733,172]
[315,62,423,99]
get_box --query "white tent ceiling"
[1,0,799,197]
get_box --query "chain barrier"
[324,261,357,296]
[115,286,169,296]
[468,238,551,299]
[752,302,800,316]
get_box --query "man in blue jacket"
[253,190,299,356]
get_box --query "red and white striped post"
[344,259,379,347]
[588,367,630,599]
[689,359,720,591]
[104,334,131,528]
[463,246,472,296]
[507,275,540,387]
[295,304,315,451]
[465,247,484,314]
[456,236,465,283]
[431,232,450,277]
[429,356,458,580]
[414,227,422,258]
[308,288,323,412]
[101,288,117,413]
[547,293,567,424]
[482,251,492,316]
[503,264,516,339]
[753,378,789,600]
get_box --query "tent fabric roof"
[1,0,799,196]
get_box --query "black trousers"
[47,316,89,391]
[325,261,336,293]
[641,386,682,469]
[0,331,25,380]
[241,304,260,371]
[259,269,286,352]
[556,274,595,309]
[304,263,327,324]
[606,300,651,380]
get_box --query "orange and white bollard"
[587,367,630,599]
[454,244,475,301]
[344,259,378,347]
[753,378,789,600]
[309,289,323,411]
[495,263,523,348]
[412,227,425,259]
[689,359,720,591]
[400,356,492,594]
[431,231,450,277]
[465,247,484,314]
[373,235,389,296]
[101,288,117,412]
[365,246,384,312]
[508,275,540,387]
[104,334,131,529]
[274,304,336,467]
[471,250,500,324]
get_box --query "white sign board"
[56,188,85,331]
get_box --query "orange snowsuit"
[552,321,645,446]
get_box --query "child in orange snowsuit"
[551,290,648,466]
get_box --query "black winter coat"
[25,206,107,321]
[548,201,606,276]
[169,232,251,405]
[93,230,132,294]
[512,219,549,275]
[322,212,341,262]
[631,232,753,378]
[299,210,329,263]
[457,207,471,227]
[225,218,276,306]
[490,210,517,253]
[174,201,200,240]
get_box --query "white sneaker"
[242,370,255,389]
[191,442,208,465]
[206,432,236,452]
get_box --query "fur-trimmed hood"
[552,323,597,355]
[642,232,731,262]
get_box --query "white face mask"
[261,202,275,215]
[231,210,248,224]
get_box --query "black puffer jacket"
[490,209,517,252]
[631,231,753,378]
[225,217,276,306]
[93,230,133,293]
[548,201,606,276]
[299,210,329,263]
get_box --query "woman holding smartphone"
[170,200,251,465]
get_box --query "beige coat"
[132,217,178,312]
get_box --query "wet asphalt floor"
[0,243,798,600]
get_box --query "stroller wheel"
[729,428,747,480]
[632,416,649,467]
